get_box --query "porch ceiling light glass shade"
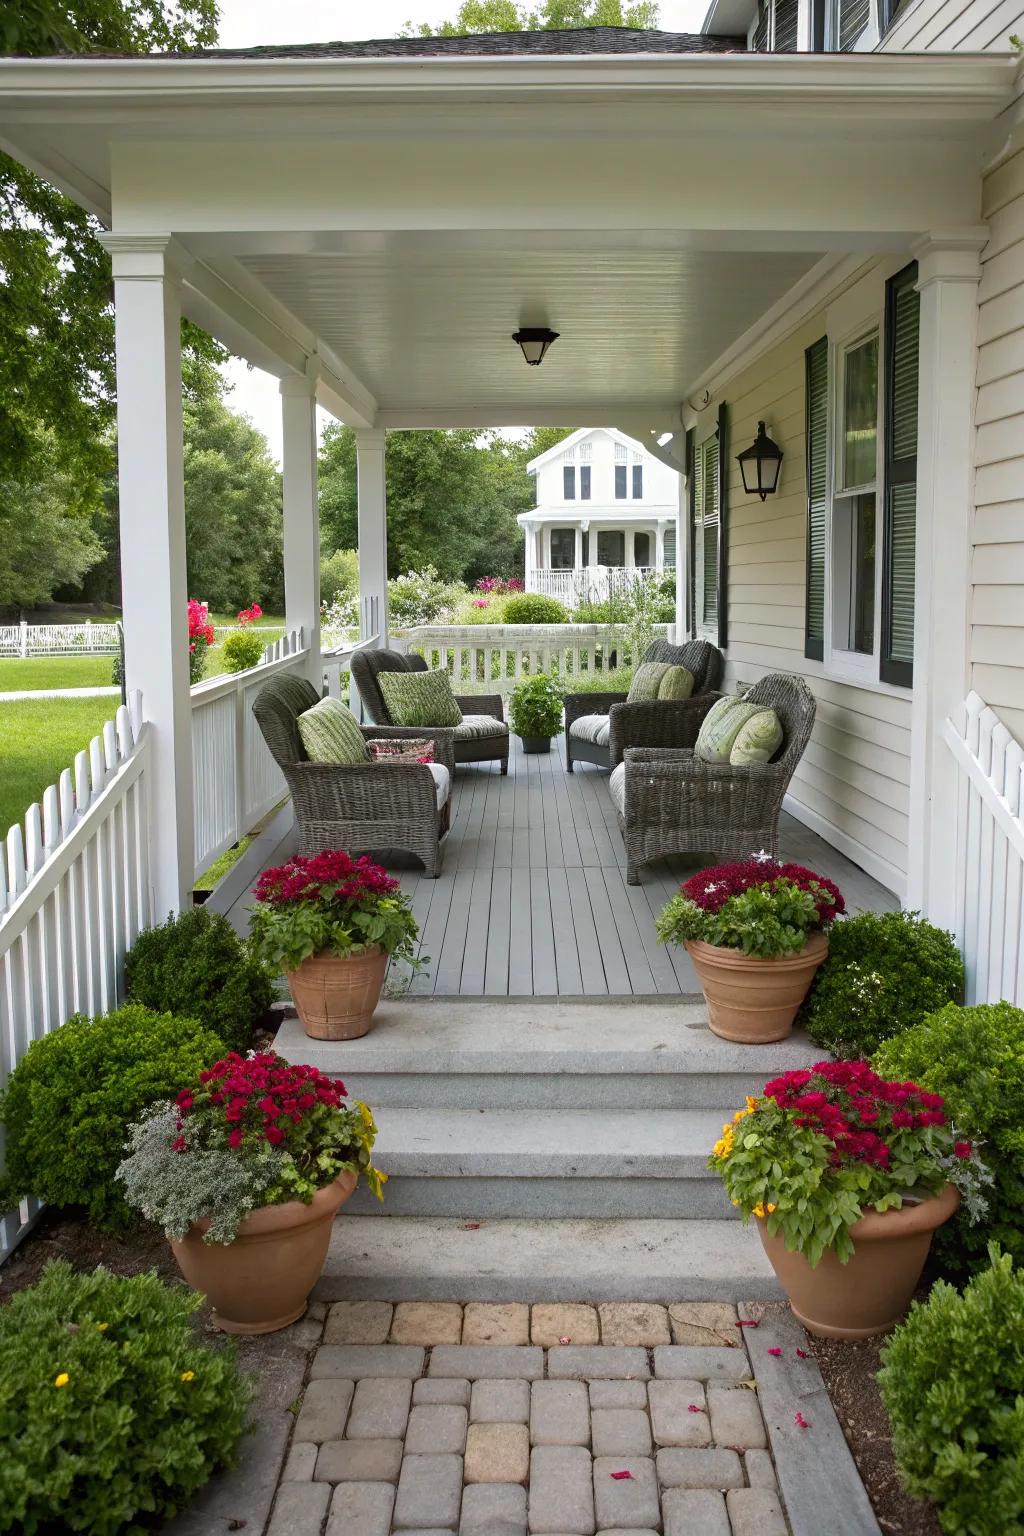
[737,421,784,501]
[513,327,559,366]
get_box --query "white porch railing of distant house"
[0,691,150,1259]
[399,622,670,695]
[528,566,660,605]
[943,692,1024,1009]
[0,620,122,657]
[190,626,308,878]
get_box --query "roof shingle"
[192,27,746,61]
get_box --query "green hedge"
[125,908,274,1052]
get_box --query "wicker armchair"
[609,672,817,884]
[564,638,725,773]
[252,674,455,878]
[351,647,509,774]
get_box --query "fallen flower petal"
[687,1404,702,1414]
[558,1336,572,1346]
[796,1348,810,1359]
[735,1319,759,1329]
[610,1470,634,1480]
[461,1222,481,1230]
[794,1412,810,1429]
[767,1347,783,1357]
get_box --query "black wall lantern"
[736,421,783,501]
[513,327,559,366]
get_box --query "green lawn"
[0,695,122,841]
[0,656,117,692]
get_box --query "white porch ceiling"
[238,243,820,421]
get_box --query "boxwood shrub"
[502,592,569,625]
[0,1260,250,1535]
[125,907,274,1052]
[800,909,964,1058]
[221,628,266,673]
[874,1001,1024,1274]
[879,1246,1024,1535]
[0,1004,225,1232]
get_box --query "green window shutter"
[701,433,719,634]
[881,263,919,688]
[804,336,828,662]
[691,406,728,650]
[685,428,696,636]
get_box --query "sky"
[215,1,707,457]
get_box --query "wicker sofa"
[351,648,510,774]
[563,639,724,773]
[609,672,817,884]
[252,674,455,878]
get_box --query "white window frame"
[824,0,881,51]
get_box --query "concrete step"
[274,997,823,1111]
[317,1216,781,1303]
[346,1106,735,1218]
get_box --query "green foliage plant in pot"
[656,857,845,1043]
[509,672,564,754]
[712,1062,990,1339]
[879,1244,1024,1534]
[117,1050,384,1334]
[0,1260,250,1534]
[249,850,421,1040]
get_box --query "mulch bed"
[0,1208,175,1300]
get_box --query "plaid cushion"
[296,698,370,765]
[378,668,463,728]
[367,738,435,764]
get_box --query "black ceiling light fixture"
[736,420,784,501]
[513,327,559,366]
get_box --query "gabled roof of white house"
[526,427,650,475]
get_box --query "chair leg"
[500,757,509,776]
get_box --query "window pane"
[550,528,576,570]
[563,466,575,500]
[843,335,878,488]
[580,465,591,500]
[838,0,870,48]
[852,493,876,654]
[632,464,643,499]
[614,465,627,499]
[597,530,625,567]
[634,532,651,566]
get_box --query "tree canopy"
[405,0,660,33]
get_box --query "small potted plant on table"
[117,1050,385,1334]
[711,1061,989,1337]
[509,673,564,755]
[656,857,844,1043]
[249,850,422,1040]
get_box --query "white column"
[675,472,688,639]
[906,230,987,926]
[523,519,534,589]
[625,528,636,569]
[106,234,192,916]
[356,427,389,646]
[281,375,321,688]
[575,525,584,570]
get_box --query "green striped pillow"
[695,697,763,764]
[657,665,695,701]
[729,709,783,766]
[378,668,463,728]
[297,698,370,764]
[627,662,671,702]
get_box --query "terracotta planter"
[758,1183,960,1339]
[287,947,388,1040]
[686,931,829,1043]
[171,1171,357,1334]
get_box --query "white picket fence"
[0,620,121,657]
[401,622,670,695]
[0,690,151,1258]
[529,566,660,605]
[191,627,307,878]
[944,692,1024,1008]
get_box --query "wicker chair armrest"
[563,691,628,729]
[454,693,504,722]
[361,724,455,776]
[623,748,788,785]
[607,696,719,767]
[287,759,442,819]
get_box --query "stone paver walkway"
[267,1301,789,1536]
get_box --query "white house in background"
[520,428,680,602]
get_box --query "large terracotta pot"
[287,947,388,1040]
[758,1183,960,1339]
[686,931,828,1043]
[171,1170,357,1334]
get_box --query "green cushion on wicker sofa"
[297,697,370,764]
[695,696,762,764]
[378,667,463,728]
[729,708,783,766]
[627,661,671,702]
[657,665,695,701]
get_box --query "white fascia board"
[520,504,679,523]
[702,0,759,37]
[525,425,639,474]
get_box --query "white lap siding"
[689,287,913,897]
[974,146,1024,745]
[879,0,1024,52]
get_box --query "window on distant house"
[632,462,643,499]
[614,443,628,500]
[563,465,576,500]
[597,530,625,567]
[550,528,576,570]
[663,526,677,569]
[580,465,591,500]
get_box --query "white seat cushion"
[454,714,509,741]
[570,713,612,747]
[427,761,451,809]
[609,761,627,815]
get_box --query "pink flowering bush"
[236,602,263,626]
[657,856,844,959]
[248,851,421,976]
[187,599,216,684]
[711,1061,991,1266]
[475,576,523,594]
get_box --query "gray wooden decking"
[223,736,898,998]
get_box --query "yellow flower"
[767,1203,777,1213]
[752,1203,766,1218]
[54,1373,69,1388]
[95,1322,108,1332]
[731,1198,741,1207]
[180,1371,195,1382]
[746,1096,759,1113]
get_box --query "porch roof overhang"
[1,48,1019,432]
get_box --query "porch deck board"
[226,735,899,997]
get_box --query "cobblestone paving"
[268,1302,790,1536]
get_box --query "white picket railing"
[0,620,121,657]
[529,566,660,605]
[190,626,307,878]
[401,622,670,695]
[943,692,1024,1008]
[0,690,151,1258]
